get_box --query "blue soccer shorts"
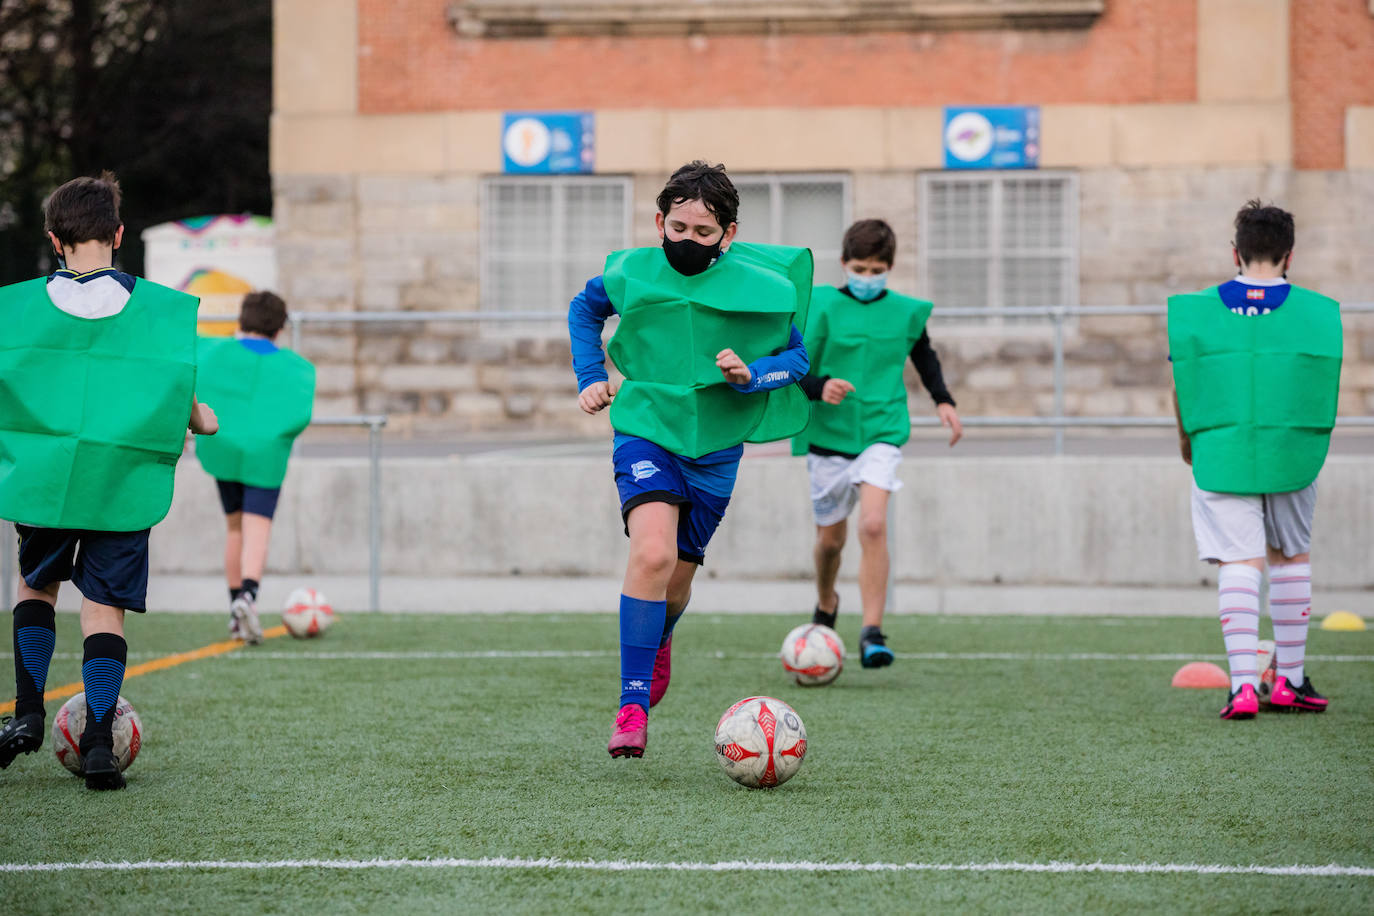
[612,437,734,565]
[16,526,151,612]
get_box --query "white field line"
[0,857,1370,877]
[14,651,1374,663]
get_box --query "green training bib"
[0,277,198,530]
[1168,285,1342,495]
[792,287,932,455]
[193,337,316,489]
[602,243,813,459]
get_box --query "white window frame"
[917,170,1079,328]
[730,172,852,278]
[480,174,633,323]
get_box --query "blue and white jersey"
[45,266,136,319]
[1217,275,1291,316]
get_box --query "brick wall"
[357,0,1197,113]
[1291,0,1374,169]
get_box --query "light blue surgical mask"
[845,271,887,302]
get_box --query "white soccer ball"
[714,695,807,789]
[779,623,846,686]
[51,693,143,775]
[282,587,334,639]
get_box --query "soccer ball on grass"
[779,623,845,686]
[51,692,143,775]
[714,695,807,788]
[282,587,335,639]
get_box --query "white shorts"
[807,443,903,527]
[1190,481,1317,563]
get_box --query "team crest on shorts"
[631,460,660,481]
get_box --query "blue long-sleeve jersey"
[568,274,809,394]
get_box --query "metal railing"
[200,301,1374,457]
[1,414,388,616]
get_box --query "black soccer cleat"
[82,744,126,791]
[0,713,45,768]
[859,629,894,669]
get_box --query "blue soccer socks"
[619,595,667,711]
[80,632,127,751]
[12,600,56,718]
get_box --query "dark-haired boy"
[569,161,811,758]
[795,219,961,667]
[194,291,315,643]
[1169,200,1341,720]
[0,173,217,789]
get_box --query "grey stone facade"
[273,168,1374,435]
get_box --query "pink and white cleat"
[649,636,672,708]
[1267,675,1328,712]
[607,704,648,758]
[1219,683,1259,720]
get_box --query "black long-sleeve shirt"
[798,289,956,407]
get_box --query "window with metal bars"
[481,176,632,312]
[918,172,1078,322]
[731,174,850,287]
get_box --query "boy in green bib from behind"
[794,219,962,667]
[0,173,218,789]
[194,291,315,644]
[568,161,811,758]
[1169,201,1341,721]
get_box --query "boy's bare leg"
[623,502,679,600]
[224,511,243,592]
[814,520,846,615]
[856,484,891,629]
[80,598,124,639]
[666,559,696,617]
[241,513,272,583]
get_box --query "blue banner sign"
[943,106,1040,170]
[502,112,595,174]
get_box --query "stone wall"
[273,167,1374,435]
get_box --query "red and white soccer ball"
[282,587,334,639]
[780,623,846,686]
[1256,638,1276,701]
[51,692,143,775]
[714,695,807,789]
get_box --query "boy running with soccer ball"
[568,161,811,758]
[1169,200,1341,720]
[795,219,962,666]
[0,173,217,788]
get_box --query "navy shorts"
[612,437,734,565]
[216,480,282,519]
[16,525,151,612]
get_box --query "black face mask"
[662,234,722,276]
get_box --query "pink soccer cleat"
[607,704,648,758]
[649,636,672,708]
[1219,683,1259,720]
[1267,675,1328,713]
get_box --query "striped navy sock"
[80,633,127,750]
[12,600,56,718]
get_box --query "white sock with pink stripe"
[1268,561,1313,687]
[1217,564,1263,692]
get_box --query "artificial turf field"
[1,611,1371,914]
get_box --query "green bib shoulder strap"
[1168,284,1342,494]
[603,243,813,458]
[194,337,316,488]
[794,287,932,455]
[0,277,199,530]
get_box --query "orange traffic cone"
[1171,661,1230,689]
